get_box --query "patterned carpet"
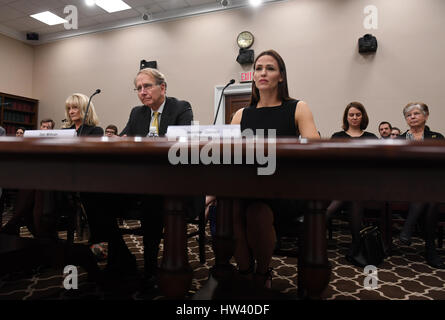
[1,215,444,301]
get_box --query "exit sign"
[240,71,253,83]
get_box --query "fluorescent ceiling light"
[249,0,262,7]
[85,0,96,6]
[95,0,131,13]
[30,11,67,25]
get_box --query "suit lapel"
[159,97,171,135]
[139,106,151,136]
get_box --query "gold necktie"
[153,111,159,135]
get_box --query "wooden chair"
[377,201,444,250]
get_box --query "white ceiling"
[0,0,284,44]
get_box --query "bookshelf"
[0,92,39,135]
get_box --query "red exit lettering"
[240,72,252,82]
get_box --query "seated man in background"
[104,124,118,137]
[40,118,55,130]
[378,121,392,139]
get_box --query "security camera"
[142,12,152,21]
[220,0,230,7]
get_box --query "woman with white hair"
[398,102,444,269]
[399,102,443,140]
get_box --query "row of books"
[2,111,33,124]
[3,100,35,112]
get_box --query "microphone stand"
[79,89,101,136]
[213,80,235,125]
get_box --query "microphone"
[213,79,235,125]
[79,89,101,136]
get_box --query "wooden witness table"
[1,136,445,299]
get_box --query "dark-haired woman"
[329,102,378,267]
[231,49,320,287]
[331,102,378,139]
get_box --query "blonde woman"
[63,93,103,136]
[62,93,111,265]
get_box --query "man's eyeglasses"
[134,83,158,93]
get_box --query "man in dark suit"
[118,68,194,288]
[121,68,193,137]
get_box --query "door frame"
[213,83,252,125]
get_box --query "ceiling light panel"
[95,0,131,13]
[30,11,67,25]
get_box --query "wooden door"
[224,93,251,124]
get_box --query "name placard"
[166,124,241,139]
[24,129,77,138]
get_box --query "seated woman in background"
[331,102,378,139]
[230,49,320,287]
[328,102,378,267]
[397,102,444,269]
[390,127,401,138]
[15,127,25,137]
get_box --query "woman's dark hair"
[342,101,369,131]
[250,49,293,105]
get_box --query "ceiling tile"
[7,0,42,15]
[133,4,164,15]
[156,0,190,11]
[125,0,159,7]
[33,22,68,34]
[0,5,25,22]
[186,0,216,6]
[93,9,141,24]
[1,16,46,31]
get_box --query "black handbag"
[348,225,386,267]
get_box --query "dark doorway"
[224,93,251,124]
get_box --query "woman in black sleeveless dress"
[230,50,320,287]
[327,102,378,267]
